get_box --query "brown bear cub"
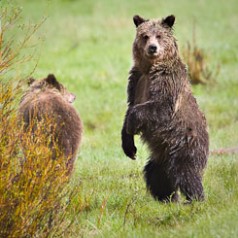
[121,15,209,202]
[18,74,82,174]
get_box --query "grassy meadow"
[1,0,238,237]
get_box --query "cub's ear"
[27,77,35,86]
[133,15,146,27]
[45,74,61,90]
[162,15,175,28]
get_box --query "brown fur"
[18,74,83,174]
[121,15,209,202]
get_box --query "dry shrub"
[0,103,82,237]
[0,4,83,238]
[182,26,220,85]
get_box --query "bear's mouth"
[146,51,159,58]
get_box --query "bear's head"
[28,74,76,103]
[132,15,179,69]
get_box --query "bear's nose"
[148,44,157,54]
[69,93,76,103]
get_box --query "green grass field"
[2,0,238,237]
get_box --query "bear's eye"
[156,34,161,39]
[143,35,149,41]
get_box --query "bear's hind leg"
[179,169,204,202]
[144,160,178,202]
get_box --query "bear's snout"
[148,44,157,54]
[68,93,76,103]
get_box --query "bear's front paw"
[123,139,137,160]
[121,130,137,160]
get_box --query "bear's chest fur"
[134,74,151,105]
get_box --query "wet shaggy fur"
[121,15,209,202]
[18,74,82,174]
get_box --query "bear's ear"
[45,74,61,90]
[28,77,35,86]
[133,15,146,27]
[162,15,175,28]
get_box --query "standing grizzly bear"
[18,74,82,174]
[121,15,209,202]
